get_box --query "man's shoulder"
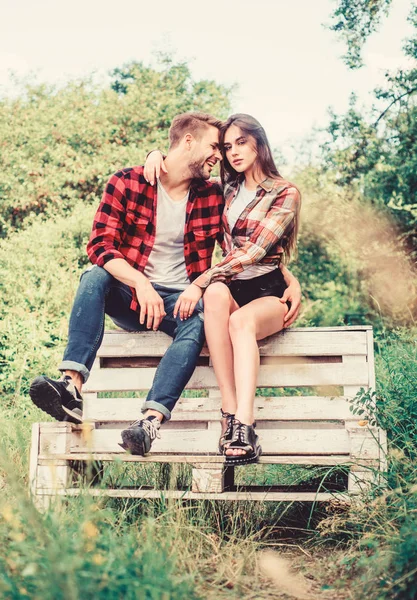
[110,165,145,183]
[191,178,223,199]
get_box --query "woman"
[145,114,301,465]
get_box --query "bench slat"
[69,426,354,455]
[35,488,352,501]
[38,453,355,465]
[84,396,355,422]
[97,328,368,358]
[84,362,369,392]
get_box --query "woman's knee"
[204,283,231,311]
[229,310,256,336]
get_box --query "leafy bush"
[0,202,94,405]
[318,328,417,599]
[0,57,231,238]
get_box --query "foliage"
[291,166,416,326]
[0,492,197,599]
[329,0,393,69]
[325,1,417,260]
[0,56,232,238]
[0,202,94,406]
[321,92,417,258]
[318,328,417,599]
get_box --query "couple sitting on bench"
[29,111,302,466]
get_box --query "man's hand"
[135,282,166,330]
[174,284,203,321]
[143,151,168,186]
[280,279,302,328]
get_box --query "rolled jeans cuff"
[141,400,171,422]
[58,361,90,383]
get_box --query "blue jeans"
[59,265,205,421]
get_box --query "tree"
[329,0,393,69]
[323,1,417,257]
[0,56,232,238]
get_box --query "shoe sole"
[29,377,83,424]
[120,429,149,456]
[224,446,262,466]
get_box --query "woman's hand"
[174,284,203,321]
[279,264,302,327]
[143,151,168,186]
[280,278,301,328]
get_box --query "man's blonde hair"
[169,112,222,148]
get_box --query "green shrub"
[0,57,231,238]
[318,328,417,599]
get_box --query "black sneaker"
[29,375,83,424]
[120,416,161,456]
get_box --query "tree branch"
[375,87,417,126]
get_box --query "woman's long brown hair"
[220,113,300,262]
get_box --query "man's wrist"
[133,273,152,289]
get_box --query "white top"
[227,182,256,232]
[227,182,277,281]
[144,180,190,290]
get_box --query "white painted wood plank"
[97,328,368,358]
[192,466,224,493]
[84,396,355,422]
[347,426,383,461]
[29,423,40,498]
[366,329,376,391]
[36,464,71,491]
[343,355,368,397]
[37,488,352,502]
[378,429,388,473]
[69,427,352,455]
[348,469,380,494]
[39,423,72,455]
[39,453,354,465]
[84,361,369,393]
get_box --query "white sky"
[1,0,415,160]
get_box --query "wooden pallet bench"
[29,326,387,508]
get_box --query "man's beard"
[189,159,209,180]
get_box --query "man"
[29,112,301,456]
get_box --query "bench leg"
[31,423,73,510]
[348,467,380,495]
[224,466,235,490]
[29,423,47,510]
[346,422,386,495]
[192,463,228,493]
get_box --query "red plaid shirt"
[193,176,300,289]
[87,166,224,312]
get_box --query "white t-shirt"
[227,182,277,281]
[144,180,190,290]
[227,182,256,232]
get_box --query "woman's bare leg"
[226,296,289,456]
[203,283,240,415]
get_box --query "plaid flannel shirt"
[193,176,300,289]
[87,166,224,313]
